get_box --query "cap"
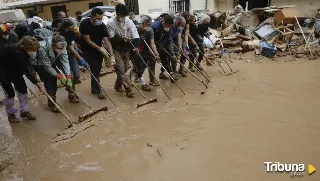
[0,24,10,34]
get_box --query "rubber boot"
[170,73,180,83]
[8,114,20,123]
[178,66,187,77]
[20,111,37,120]
[114,80,125,92]
[149,69,159,86]
[125,87,135,98]
[68,92,80,103]
[196,63,204,71]
[159,72,169,80]
[142,84,152,92]
[188,63,196,72]
[47,94,60,113]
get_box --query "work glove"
[79,58,87,67]
[56,74,66,84]
[66,79,73,89]
[133,48,140,54]
[99,47,109,58]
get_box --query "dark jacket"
[190,22,209,45]
[0,44,38,84]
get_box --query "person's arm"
[83,35,101,50]
[103,37,113,57]
[149,30,159,57]
[184,24,189,45]
[68,45,82,61]
[38,48,60,77]
[79,20,101,51]
[188,34,197,46]
[177,33,183,51]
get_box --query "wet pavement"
[1,56,320,181]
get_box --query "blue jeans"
[83,50,103,94]
[68,54,80,90]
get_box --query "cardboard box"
[274,9,308,25]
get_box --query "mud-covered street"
[1,56,320,181]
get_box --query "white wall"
[271,0,319,15]
[216,0,234,12]
[138,0,169,14]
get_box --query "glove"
[99,47,109,58]
[133,48,140,54]
[66,79,72,88]
[79,58,87,67]
[60,77,67,86]
[110,55,115,66]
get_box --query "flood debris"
[205,4,320,61]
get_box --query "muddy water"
[1,57,320,181]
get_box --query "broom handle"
[295,16,313,55]
[56,66,93,110]
[43,90,72,125]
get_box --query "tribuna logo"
[264,162,305,176]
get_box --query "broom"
[56,67,108,123]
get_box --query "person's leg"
[132,51,151,91]
[114,50,135,98]
[12,76,36,120]
[83,51,101,95]
[196,44,205,71]
[67,55,80,103]
[146,54,159,86]
[178,46,188,77]
[0,80,19,123]
[188,43,196,72]
[159,50,170,80]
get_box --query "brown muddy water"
[1,55,320,181]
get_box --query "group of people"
[0,3,213,123]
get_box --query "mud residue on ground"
[1,56,320,181]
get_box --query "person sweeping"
[79,7,115,99]
[31,34,73,113]
[106,3,139,98]
[60,18,87,102]
[136,15,160,87]
[0,36,44,123]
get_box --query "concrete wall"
[216,0,234,12]
[271,0,319,15]
[138,0,169,14]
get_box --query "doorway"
[124,0,139,15]
[51,5,67,19]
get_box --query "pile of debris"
[208,4,320,60]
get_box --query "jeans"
[0,76,28,115]
[83,50,103,94]
[68,54,80,90]
[130,49,145,78]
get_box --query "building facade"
[1,0,119,21]
[0,0,318,22]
